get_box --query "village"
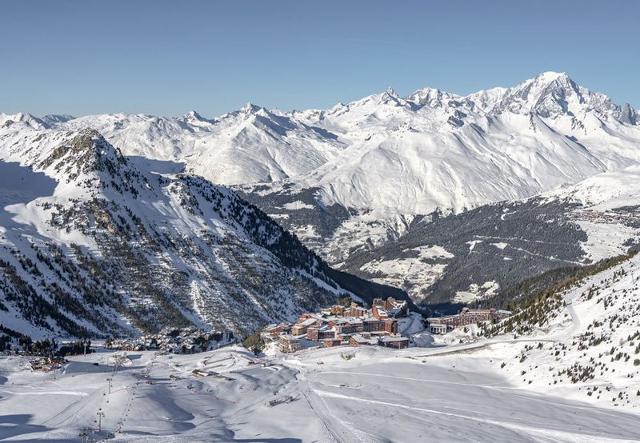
[259,295,515,354]
[261,297,412,353]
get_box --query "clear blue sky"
[1,0,638,117]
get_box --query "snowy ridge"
[0,129,401,339]
[481,252,640,410]
[2,72,640,311]
[543,165,640,209]
[2,72,638,216]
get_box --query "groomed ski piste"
[3,252,640,443]
[1,346,638,442]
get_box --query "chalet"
[383,318,398,334]
[295,312,319,323]
[262,323,288,337]
[363,318,385,332]
[291,318,319,336]
[29,357,64,372]
[345,302,368,317]
[426,308,512,332]
[386,298,409,317]
[371,304,389,319]
[334,318,364,335]
[306,326,336,341]
[306,327,319,340]
[379,335,409,349]
[349,334,378,347]
[372,297,408,318]
[279,335,302,353]
[322,338,343,348]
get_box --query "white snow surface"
[480,251,640,413]
[543,165,640,261]
[454,280,500,304]
[3,250,640,441]
[1,339,639,442]
[4,253,640,441]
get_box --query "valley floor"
[1,340,639,442]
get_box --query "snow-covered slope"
[2,336,640,441]
[482,251,640,410]
[238,72,640,263]
[0,128,408,339]
[545,164,640,209]
[542,166,640,262]
[336,166,640,305]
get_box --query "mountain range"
[1,71,640,336]
[0,128,407,339]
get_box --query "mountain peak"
[534,71,570,83]
[241,102,263,114]
[361,87,405,108]
[406,87,458,108]
[40,114,75,127]
[36,129,135,186]
[181,110,216,125]
[184,110,204,120]
[471,71,582,118]
[0,112,46,130]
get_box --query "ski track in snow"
[1,340,638,442]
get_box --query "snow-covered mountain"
[7,72,638,215]
[482,249,640,410]
[2,72,639,308]
[0,127,410,339]
[242,72,640,261]
[336,166,640,305]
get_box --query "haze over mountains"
[2,71,640,336]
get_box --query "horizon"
[1,0,638,117]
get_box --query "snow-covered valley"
[2,249,640,441]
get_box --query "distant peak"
[241,102,261,113]
[184,110,204,119]
[41,114,75,126]
[181,110,216,125]
[370,87,405,107]
[406,87,457,107]
[534,71,570,82]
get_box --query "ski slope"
[1,342,639,442]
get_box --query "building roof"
[297,318,318,327]
[279,334,300,342]
[380,335,409,343]
[350,334,378,345]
